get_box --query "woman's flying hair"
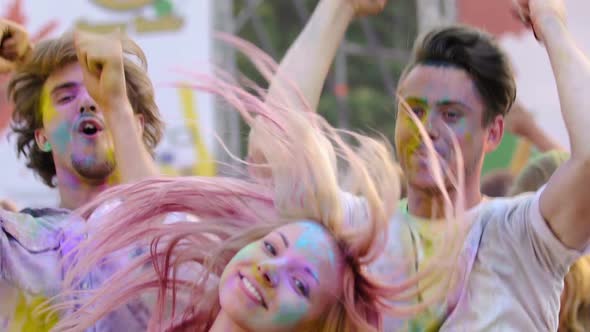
[46,34,465,332]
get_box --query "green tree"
[234,0,417,152]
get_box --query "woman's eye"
[263,241,277,256]
[294,278,309,298]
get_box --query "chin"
[407,173,447,192]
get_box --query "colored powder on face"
[232,242,258,263]
[51,122,71,154]
[107,168,122,185]
[39,88,57,124]
[272,301,309,326]
[400,114,424,170]
[293,221,335,271]
[40,87,72,154]
[464,132,472,144]
[106,147,116,164]
[454,118,468,137]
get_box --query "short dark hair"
[400,25,517,125]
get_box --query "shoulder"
[0,207,72,252]
[476,190,580,275]
[474,192,536,227]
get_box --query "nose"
[257,261,279,288]
[79,104,97,114]
[78,91,98,114]
[425,114,440,141]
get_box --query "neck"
[406,175,483,219]
[209,311,248,332]
[55,167,119,210]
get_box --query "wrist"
[534,11,566,39]
[324,0,355,21]
[103,98,135,122]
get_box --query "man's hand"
[74,30,130,112]
[0,19,32,73]
[505,102,535,138]
[0,199,18,212]
[347,0,388,17]
[512,0,566,41]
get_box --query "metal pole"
[212,0,242,176]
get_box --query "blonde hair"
[559,256,590,332]
[8,31,163,187]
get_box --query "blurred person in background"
[509,150,590,332]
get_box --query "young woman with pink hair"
[44,37,462,332]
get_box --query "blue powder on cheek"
[231,242,258,263]
[51,122,71,154]
[272,301,308,326]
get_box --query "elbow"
[570,156,590,179]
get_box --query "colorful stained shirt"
[367,188,584,331]
[365,197,484,331]
[0,203,151,332]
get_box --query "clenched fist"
[0,19,32,73]
[74,30,129,112]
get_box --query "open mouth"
[77,118,104,137]
[238,272,267,309]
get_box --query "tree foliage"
[234,0,418,150]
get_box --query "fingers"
[0,200,19,212]
[1,38,19,60]
[75,30,104,78]
[352,0,388,17]
[511,0,541,40]
[0,20,30,62]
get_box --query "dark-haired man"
[259,0,590,330]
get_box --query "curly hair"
[8,32,163,187]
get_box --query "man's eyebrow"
[50,82,81,96]
[437,99,471,110]
[405,96,429,107]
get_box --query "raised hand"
[512,0,566,41]
[0,19,32,73]
[0,199,18,212]
[347,0,388,17]
[74,30,129,112]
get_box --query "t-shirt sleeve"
[504,188,581,279]
[0,209,65,295]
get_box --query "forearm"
[538,15,590,158]
[522,122,564,152]
[537,14,590,249]
[266,0,355,112]
[104,102,159,183]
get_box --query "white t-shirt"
[363,189,582,331]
